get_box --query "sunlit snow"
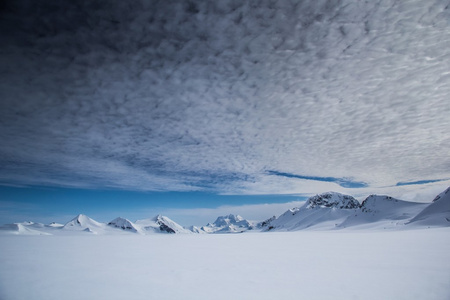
[0,229,449,300]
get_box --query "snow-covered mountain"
[0,214,191,235]
[256,216,276,229]
[341,195,428,229]
[265,191,431,231]
[63,214,103,230]
[62,214,105,234]
[408,187,450,227]
[108,217,143,234]
[201,214,254,233]
[187,225,205,234]
[135,215,192,234]
[265,192,361,231]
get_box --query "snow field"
[0,229,449,300]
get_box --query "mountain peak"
[108,217,141,233]
[212,214,248,227]
[64,214,102,229]
[202,214,254,233]
[305,192,360,209]
[135,215,191,234]
[360,195,401,212]
[213,214,244,226]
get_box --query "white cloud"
[0,0,449,197]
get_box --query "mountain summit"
[108,217,142,233]
[305,192,360,209]
[201,214,254,233]
[63,214,103,229]
[135,215,191,234]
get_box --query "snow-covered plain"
[1,229,449,300]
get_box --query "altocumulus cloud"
[0,0,449,196]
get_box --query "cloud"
[0,0,449,196]
[267,171,368,188]
[396,179,449,186]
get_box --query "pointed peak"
[152,214,164,221]
[64,214,102,228]
[108,217,139,232]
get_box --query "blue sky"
[0,1,449,226]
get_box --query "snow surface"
[409,187,450,226]
[0,229,449,300]
[0,223,51,236]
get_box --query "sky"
[0,0,449,226]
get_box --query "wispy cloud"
[0,1,449,196]
[396,179,449,186]
[267,171,368,188]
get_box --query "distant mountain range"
[1,187,449,235]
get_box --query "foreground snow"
[0,229,449,300]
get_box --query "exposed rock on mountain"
[108,217,142,233]
[135,215,191,234]
[201,214,254,233]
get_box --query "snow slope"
[0,223,51,235]
[409,187,450,226]
[342,195,428,229]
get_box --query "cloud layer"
[1,0,449,197]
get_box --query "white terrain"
[1,0,449,298]
[0,188,449,299]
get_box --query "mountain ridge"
[1,188,449,235]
